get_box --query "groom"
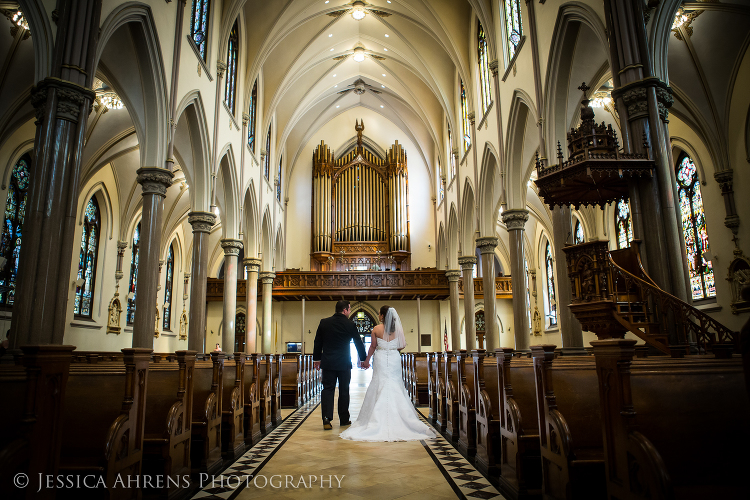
[313,300,368,430]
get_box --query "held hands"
[360,358,370,370]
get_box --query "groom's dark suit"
[313,312,367,424]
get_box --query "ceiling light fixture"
[382,73,386,77]
[333,74,337,77]
[381,85,385,88]
[380,105,384,108]
[328,33,333,37]
[383,48,388,51]
[672,7,689,30]
[384,34,389,37]
[330,48,334,51]
[352,46,366,62]
[336,105,340,108]
[351,1,367,21]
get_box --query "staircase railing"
[606,254,737,354]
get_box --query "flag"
[443,320,448,352]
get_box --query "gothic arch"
[77,182,115,241]
[260,208,273,271]
[460,181,476,253]
[96,2,168,171]
[505,92,537,209]
[243,180,259,258]
[478,143,502,236]
[447,204,459,269]
[216,145,240,239]
[17,0,52,81]
[174,90,212,212]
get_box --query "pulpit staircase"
[563,240,738,356]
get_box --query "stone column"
[502,209,530,351]
[477,237,499,350]
[446,270,461,351]
[221,239,243,353]
[416,296,422,353]
[132,169,174,349]
[244,258,261,353]
[459,256,477,351]
[551,207,585,354]
[11,0,103,347]
[259,272,276,353]
[301,297,306,353]
[187,212,216,353]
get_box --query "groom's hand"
[314,361,320,370]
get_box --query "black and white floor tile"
[417,413,505,500]
[190,396,320,500]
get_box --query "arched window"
[477,20,492,114]
[545,242,557,326]
[126,222,141,325]
[74,197,100,317]
[351,310,376,335]
[447,125,456,178]
[615,199,633,249]
[276,155,282,201]
[264,126,271,179]
[0,154,31,306]
[460,80,471,152]
[574,219,585,244]
[676,155,716,300]
[438,159,444,203]
[190,0,211,61]
[163,243,174,330]
[504,0,523,63]
[224,21,239,114]
[235,312,246,352]
[248,80,258,151]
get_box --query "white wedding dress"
[340,336,437,442]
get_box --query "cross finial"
[557,140,564,159]
[578,82,590,94]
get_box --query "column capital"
[476,236,499,254]
[137,167,174,197]
[468,111,476,124]
[458,256,477,269]
[501,209,529,230]
[259,272,276,284]
[188,211,217,233]
[242,112,250,125]
[221,239,243,256]
[117,240,128,250]
[445,270,461,282]
[244,258,262,272]
[31,78,95,124]
[489,59,499,76]
[217,60,227,78]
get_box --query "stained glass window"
[74,197,100,317]
[438,160,444,202]
[190,0,211,61]
[352,310,376,335]
[616,199,633,249]
[525,259,531,329]
[545,242,557,326]
[224,21,239,114]
[676,155,715,300]
[127,222,140,325]
[574,219,585,244]
[477,21,492,114]
[460,80,471,152]
[163,243,174,330]
[276,155,282,201]
[248,80,258,151]
[0,154,30,306]
[504,0,523,63]
[264,126,271,179]
[447,125,456,178]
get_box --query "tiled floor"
[191,369,505,499]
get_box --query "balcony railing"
[206,272,513,302]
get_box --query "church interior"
[0,0,749,498]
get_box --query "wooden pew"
[496,348,543,498]
[426,353,437,421]
[444,351,461,441]
[457,350,476,456]
[257,355,273,433]
[190,351,224,476]
[142,350,196,500]
[0,346,75,500]
[473,349,500,476]
[221,353,245,459]
[592,339,750,500]
[295,354,305,407]
[242,353,261,445]
[413,352,430,405]
[435,352,448,432]
[280,353,300,409]
[58,348,152,500]
[269,354,282,425]
[532,345,605,500]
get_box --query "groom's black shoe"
[323,417,332,430]
[340,421,352,426]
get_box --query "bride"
[340,305,436,442]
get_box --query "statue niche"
[310,120,411,271]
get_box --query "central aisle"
[235,368,455,499]
[192,369,505,499]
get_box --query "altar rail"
[206,272,513,302]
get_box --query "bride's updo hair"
[379,305,396,333]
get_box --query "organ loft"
[0,0,748,498]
